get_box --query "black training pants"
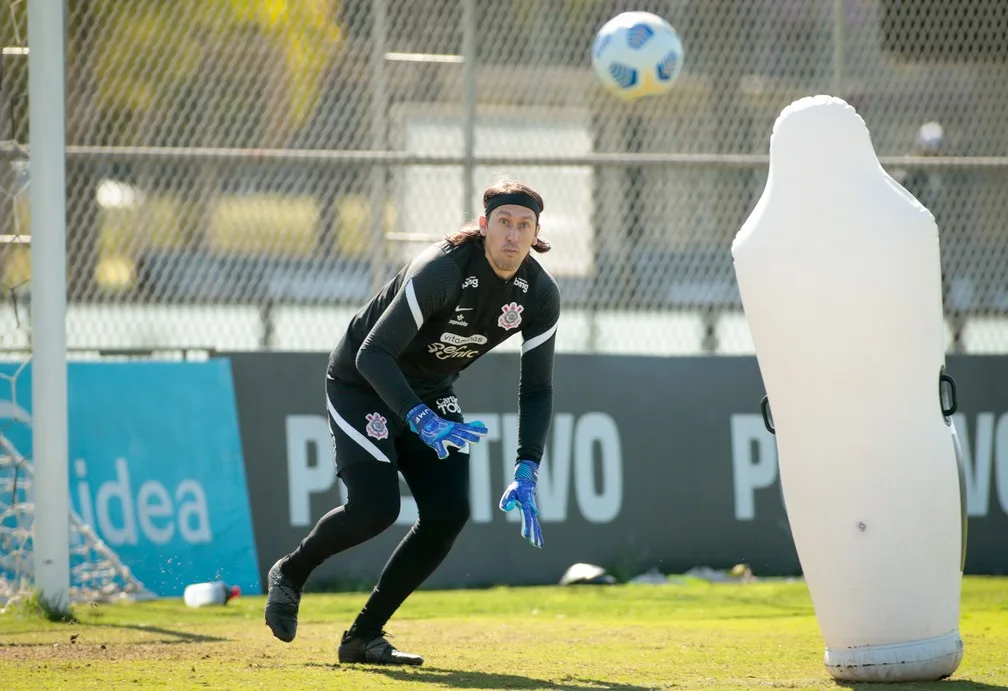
[279,376,472,633]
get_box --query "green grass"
[1,576,1006,690]
[9,589,77,624]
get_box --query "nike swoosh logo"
[455,307,473,311]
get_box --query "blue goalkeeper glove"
[499,460,543,548]
[407,403,488,460]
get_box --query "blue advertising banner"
[0,359,260,597]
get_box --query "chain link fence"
[2,0,1007,355]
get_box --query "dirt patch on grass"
[0,638,226,662]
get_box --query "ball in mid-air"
[591,11,685,102]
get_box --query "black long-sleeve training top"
[328,237,561,464]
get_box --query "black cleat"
[338,629,424,666]
[264,559,303,643]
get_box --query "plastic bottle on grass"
[184,581,241,607]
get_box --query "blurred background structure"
[0,0,1006,356]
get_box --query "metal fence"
[2,0,1007,355]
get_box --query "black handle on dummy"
[939,371,957,417]
[760,395,775,435]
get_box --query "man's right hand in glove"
[407,403,488,460]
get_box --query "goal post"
[27,0,69,611]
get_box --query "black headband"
[485,192,541,221]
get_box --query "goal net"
[0,2,154,610]
[0,403,156,608]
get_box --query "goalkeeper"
[264,178,560,666]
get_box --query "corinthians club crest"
[365,412,389,440]
[498,302,524,331]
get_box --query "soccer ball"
[591,11,685,102]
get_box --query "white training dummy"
[732,95,965,682]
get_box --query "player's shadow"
[353,665,655,690]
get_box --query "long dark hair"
[445,178,552,253]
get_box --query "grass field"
[1,576,1006,690]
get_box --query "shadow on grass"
[836,681,1008,690]
[87,622,228,644]
[306,664,1008,690]
[306,663,656,690]
[0,622,226,646]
